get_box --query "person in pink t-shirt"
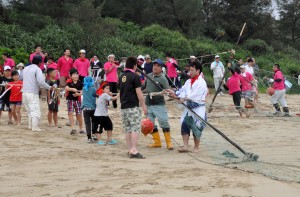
[226,67,249,118]
[46,56,59,80]
[104,54,119,108]
[29,44,45,64]
[73,49,90,82]
[2,53,15,71]
[268,64,290,116]
[57,48,74,88]
[165,52,179,88]
[239,65,255,109]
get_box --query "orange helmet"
[141,118,154,136]
[267,87,275,96]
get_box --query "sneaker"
[70,129,77,135]
[79,131,86,134]
[283,113,292,117]
[107,139,118,145]
[220,92,224,96]
[98,140,106,145]
[8,121,14,125]
[273,111,282,116]
[86,139,93,143]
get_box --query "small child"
[8,71,23,125]
[65,68,84,135]
[93,82,118,145]
[46,68,60,127]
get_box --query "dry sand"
[0,93,299,197]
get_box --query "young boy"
[46,68,60,127]
[119,56,147,159]
[65,68,84,135]
[0,66,13,124]
[8,71,23,125]
[93,82,119,145]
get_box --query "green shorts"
[121,107,142,133]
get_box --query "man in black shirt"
[0,66,13,123]
[119,56,147,159]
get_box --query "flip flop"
[177,149,189,153]
[130,152,146,159]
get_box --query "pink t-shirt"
[29,52,45,63]
[47,62,58,69]
[227,73,241,95]
[73,58,90,77]
[239,72,253,92]
[57,56,74,77]
[104,61,118,82]
[4,58,15,68]
[165,58,178,78]
[273,69,285,90]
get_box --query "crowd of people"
[0,45,292,158]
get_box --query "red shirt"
[47,62,58,70]
[273,69,285,90]
[8,81,23,102]
[239,72,253,92]
[165,58,178,78]
[227,73,241,95]
[4,58,15,69]
[57,56,74,77]
[73,58,90,77]
[104,61,118,82]
[29,52,45,63]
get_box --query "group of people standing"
[0,47,292,159]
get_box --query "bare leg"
[107,130,112,142]
[53,112,58,126]
[76,114,83,130]
[16,105,21,125]
[182,134,189,151]
[8,111,12,123]
[68,112,75,129]
[10,104,17,123]
[96,133,102,141]
[193,136,200,153]
[48,111,53,126]
[130,132,139,155]
[125,132,132,153]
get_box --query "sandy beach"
[0,93,299,197]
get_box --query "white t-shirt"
[94,93,111,116]
[245,65,254,75]
[210,61,225,78]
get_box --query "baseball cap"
[145,54,151,59]
[79,49,86,54]
[137,55,145,61]
[190,56,196,59]
[240,65,245,69]
[215,55,220,58]
[108,54,115,59]
[4,66,11,71]
[16,63,25,68]
[153,59,164,66]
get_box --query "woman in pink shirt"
[165,52,179,88]
[73,49,90,82]
[226,67,249,118]
[2,53,15,70]
[57,48,74,88]
[104,54,118,108]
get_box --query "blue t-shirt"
[82,87,97,109]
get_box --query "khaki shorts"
[121,107,141,133]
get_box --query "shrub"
[243,39,273,55]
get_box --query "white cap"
[79,49,86,54]
[240,65,245,69]
[145,54,151,59]
[108,54,115,59]
[16,63,25,68]
[190,56,196,59]
[4,66,11,71]
[215,55,220,58]
[137,55,145,60]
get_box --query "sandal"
[177,149,189,153]
[107,139,118,145]
[130,152,146,159]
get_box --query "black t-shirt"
[47,79,60,95]
[0,76,13,101]
[66,80,83,101]
[119,71,141,109]
[91,61,103,78]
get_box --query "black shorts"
[48,100,59,112]
[232,91,241,109]
[93,116,113,134]
[0,100,11,111]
